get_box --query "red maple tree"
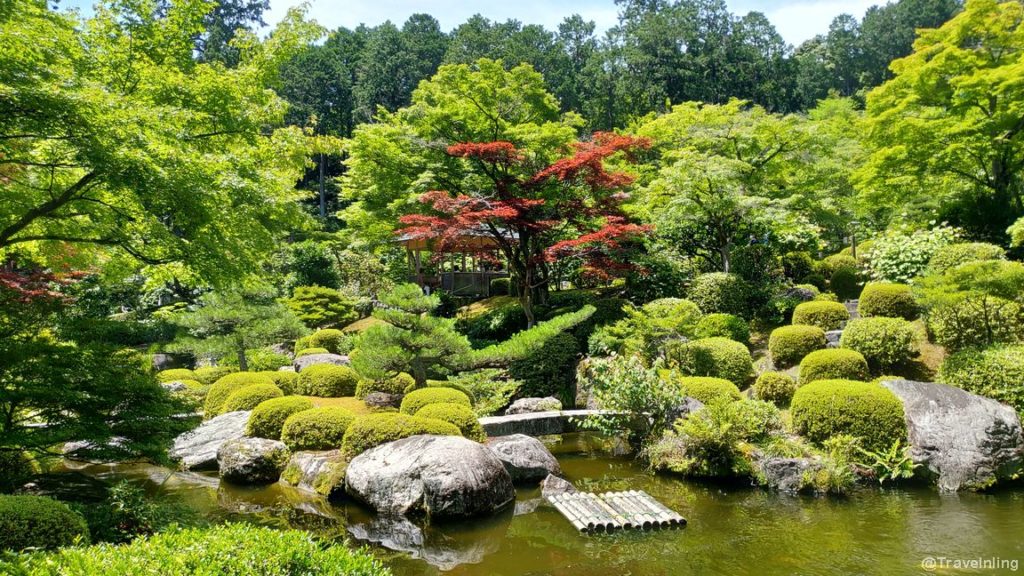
[397,132,651,324]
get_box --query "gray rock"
[844,300,860,320]
[364,392,403,409]
[505,397,563,415]
[540,474,577,500]
[161,380,189,393]
[755,455,821,493]
[280,450,347,497]
[151,353,191,372]
[486,434,561,483]
[345,435,515,519]
[664,397,705,428]
[781,286,817,302]
[268,343,294,359]
[480,409,615,437]
[293,353,349,372]
[169,411,250,471]
[62,437,128,460]
[881,379,1024,491]
[825,330,843,348]
[217,437,290,485]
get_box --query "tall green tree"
[858,0,1024,240]
[0,0,321,285]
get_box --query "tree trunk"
[237,347,248,372]
[318,153,327,219]
[720,244,731,273]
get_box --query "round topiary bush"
[415,403,486,442]
[399,387,472,415]
[281,407,358,451]
[156,368,196,383]
[221,383,284,413]
[687,272,749,316]
[938,345,1024,414]
[0,495,90,551]
[295,329,348,355]
[858,283,918,320]
[818,254,858,278]
[296,364,360,397]
[768,325,826,367]
[665,337,753,386]
[927,295,1024,352]
[693,313,750,343]
[829,267,863,301]
[193,365,233,386]
[355,372,415,399]
[927,242,1006,274]
[791,300,850,331]
[489,277,511,296]
[754,371,796,406]
[781,251,816,281]
[296,347,329,357]
[204,372,276,417]
[260,370,299,395]
[341,413,461,457]
[672,376,743,404]
[840,317,917,372]
[791,379,907,451]
[798,348,870,385]
[246,396,316,440]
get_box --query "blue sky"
[58,0,882,46]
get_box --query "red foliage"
[533,132,650,189]
[447,141,522,164]
[0,268,78,304]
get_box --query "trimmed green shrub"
[768,325,826,367]
[355,372,415,399]
[285,285,360,329]
[687,272,749,316]
[939,345,1024,414]
[294,329,349,355]
[281,407,357,451]
[818,254,858,278]
[241,349,291,371]
[341,413,461,457]
[246,396,315,440]
[791,379,907,451]
[296,347,329,357]
[508,331,580,400]
[156,368,195,383]
[0,495,90,551]
[204,372,275,417]
[858,283,918,320]
[489,277,511,296]
[927,295,1024,352]
[193,366,233,385]
[829,267,862,301]
[296,364,360,397]
[415,403,486,442]
[399,387,472,415]
[927,242,1006,274]
[221,383,284,413]
[754,371,796,406]
[840,317,917,371]
[799,349,870,385]
[665,337,753,386]
[259,370,299,394]
[672,376,743,404]
[791,301,849,331]
[781,251,815,281]
[694,313,750,343]
[0,524,390,575]
[588,298,701,358]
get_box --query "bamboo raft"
[547,490,686,533]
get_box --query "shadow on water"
[52,433,1024,575]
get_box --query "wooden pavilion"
[395,230,510,298]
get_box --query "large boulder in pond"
[505,397,562,415]
[169,410,250,471]
[217,437,290,485]
[881,379,1024,491]
[345,435,515,519]
[293,353,349,373]
[280,450,348,498]
[486,434,560,483]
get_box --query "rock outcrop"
[217,437,290,485]
[293,353,349,373]
[486,434,560,483]
[169,410,250,471]
[505,397,562,415]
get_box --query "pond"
[58,434,1024,575]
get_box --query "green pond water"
[59,434,1024,575]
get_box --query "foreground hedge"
[246,396,315,440]
[768,325,826,367]
[791,301,849,331]
[341,413,461,457]
[399,387,471,415]
[0,495,89,551]
[665,337,753,386]
[939,345,1024,414]
[798,349,869,385]
[791,379,907,451]
[0,523,390,576]
[281,407,357,451]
